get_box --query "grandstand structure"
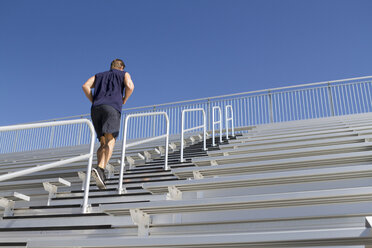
[1,76,372,247]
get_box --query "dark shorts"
[91,105,121,139]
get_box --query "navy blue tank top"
[92,69,126,113]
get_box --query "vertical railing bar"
[279,92,283,123]
[340,85,346,115]
[355,84,364,113]
[348,85,355,114]
[354,84,361,114]
[366,82,372,112]
[320,87,326,117]
[341,85,348,115]
[327,83,335,116]
[333,86,338,116]
[295,90,300,120]
[290,91,294,121]
[311,89,316,118]
[300,90,304,120]
[360,83,366,113]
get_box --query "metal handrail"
[0,119,96,214]
[5,75,372,154]
[28,76,372,125]
[225,105,234,139]
[119,112,169,194]
[212,106,223,146]
[181,108,207,162]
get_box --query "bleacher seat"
[1,113,372,247]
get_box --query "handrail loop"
[0,119,96,214]
[225,105,235,140]
[212,106,223,146]
[181,108,207,162]
[119,112,169,194]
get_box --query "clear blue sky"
[1,0,372,126]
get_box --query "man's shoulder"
[95,70,110,76]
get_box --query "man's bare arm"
[82,76,95,103]
[123,72,134,105]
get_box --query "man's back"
[92,69,126,113]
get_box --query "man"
[82,59,134,189]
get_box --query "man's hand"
[123,72,134,105]
[82,76,95,103]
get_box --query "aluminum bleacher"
[1,110,372,247]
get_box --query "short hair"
[110,59,125,70]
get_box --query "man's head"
[110,59,125,70]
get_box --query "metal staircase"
[1,113,372,247]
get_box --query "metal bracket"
[154,148,161,155]
[0,198,15,217]
[0,192,29,217]
[188,136,196,145]
[126,156,136,169]
[43,182,58,206]
[78,171,86,190]
[211,160,218,166]
[169,143,177,151]
[143,151,152,162]
[158,146,165,156]
[166,186,182,200]
[137,153,145,160]
[43,178,71,206]
[106,163,116,179]
[193,171,204,180]
[130,209,151,236]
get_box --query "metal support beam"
[193,171,204,180]
[130,209,151,236]
[0,198,15,217]
[167,186,182,200]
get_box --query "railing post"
[180,108,207,162]
[212,106,223,146]
[207,98,211,130]
[119,112,169,194]
[119,116,130,195]
[327,83,335,116]
[268,90,274,123]
[180,111,185,163]
[225,105,234,139]
[82,120,96,213]
[152,106,156,136]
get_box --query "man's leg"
[92,136,108,190]
[97,136,107,169]
[103,133,116,167]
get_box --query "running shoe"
[92,167,106,190]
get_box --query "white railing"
[225,105,235,139]
[0,119,96,214]
[180,108,207,162]
[212,106,223,146]
[119,112,169,194]
[2,76,372,154]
